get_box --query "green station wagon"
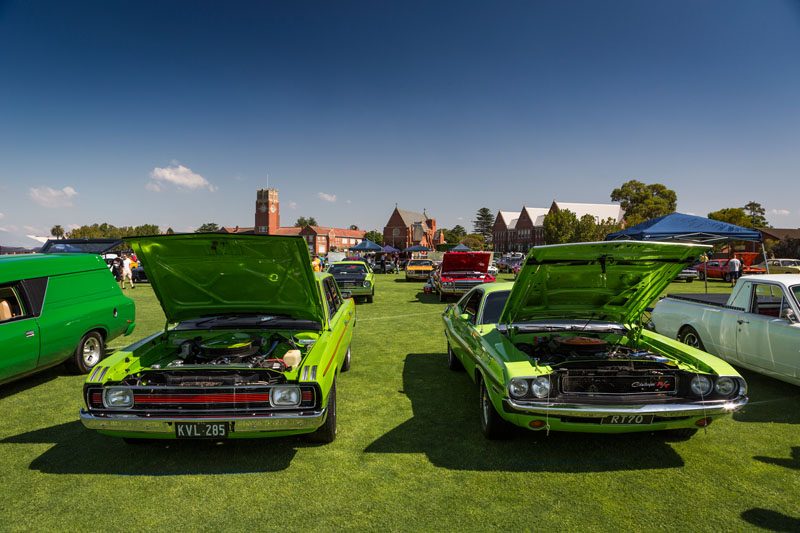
[0,252,135,384]
[443,241,747,439]
[80,234,354,443]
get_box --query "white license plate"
[175,421,229,439]
[601,415,654,425]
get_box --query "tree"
[610,180,677,226]
[707,208,751,228]
[50,225,65,240]
[195,223,220,233]
[349,224,359,230]
[542,209,579,244]
[69,223,163,239]
[166,227,175,234]
[473,208,494,242]
[363,230,383,245]
[593,217,623,241]
[771,237,800,259]
[743,201,770,228]
[295,216,318,227]
[573,215,596,243]
[451,225,467,237]
[462,233,485,250]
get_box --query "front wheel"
[367,291,374,303]
[698,271,705,281]
[723,273,731,283]
[305,381,337,443]
[678,326,706,351]
[479,377,512,439]
[67,331,104,374]
[341,345,351,372]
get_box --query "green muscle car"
[442,240,747,439]
[80,234,354,443]
[328,260,374,303]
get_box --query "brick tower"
[255,188,280,234]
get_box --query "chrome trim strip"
[79,408,325,434]
[98,367,109,381]
[302,366,309,380]
[89,367,101,382]
[310,365,317,381]
[507,395,748,418]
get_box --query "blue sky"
[1,1,799,247]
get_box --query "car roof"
[0,253,107,284]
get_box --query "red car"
[692,254,766,282]
[432,252,495,301]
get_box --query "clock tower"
[255,188,280,234]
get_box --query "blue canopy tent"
[349,239,384,252]
[403,245,432,253]
[383,245,400,253]
[450,243,473,252]
[606,212,767,292]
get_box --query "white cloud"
[769,209,790,216]
[289,201,297,209]
[23,225,39,232]
[0,212,4,219]
[0,227,7,232]
[29,186,78,207]
[346,199,352,205]
[147,164,216,192]
[318,192,337,203]
[457,217,464,221]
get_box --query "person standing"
[728,256,742,287]
[120,254,135,290]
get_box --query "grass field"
[1,274,798,532]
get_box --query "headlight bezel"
[690,375,713,396]
[508,378,529,398]
[270,386,302,407]
[103,387,134,409]
[531,376,551,398]
[714,376,737,396]
[363,280,371,287]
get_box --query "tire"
[685,278,693,283]
[67,331,105,374]
[479,376,512,439]
[367,291,374,303]
[447,342,463,371]
[439,290,446,302]
[698,271,705,281]
[677,326,706,351]
[723,272,731,283]
[341,345,351,372]
[305,380,337,443]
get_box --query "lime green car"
[80,234,354,443]
[442,241,748,439]
[0,250,135,384]
[328,261,374,303]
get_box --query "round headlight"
[531,376,551,398]
[103,387,133,408]
[363,280,371,287]
[270,386,301,407]
[508,378,529,398]
[715,377,737,396]
[690,375,713,396]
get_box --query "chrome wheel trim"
[82,337,102,367]
[683,332,700,348]
[480,385,490,425]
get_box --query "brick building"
[382,207,445,250]
[221,188,365,254]
[493,201,624,253]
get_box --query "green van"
[0,252,135,384]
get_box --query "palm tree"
[50,225,65,240]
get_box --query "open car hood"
[39,238,122,254]
[441,252,492,274]
[126,234,325,326]
[500,240,708,326]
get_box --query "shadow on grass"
[1,420,305,475]
[365,353,686,472]
[0,366,63,400]
[732,368,800,425]
[741,508,800,531]
[754,446,800,470]
[412,292,444,304]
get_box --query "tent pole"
[762,242,770,274]
[704,261,708,294]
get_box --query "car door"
[0,284,40,382]
[736,282,793,374]
[449,289,483,372]
[321,277,352,376]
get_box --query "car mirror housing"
[781,308,797,323]
[341,291,352,299]
[459,313,470,321]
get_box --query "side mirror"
[341,291,352,299]
[459,313,470,321]
[781,308,797,323]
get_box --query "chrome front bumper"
[506,395,748,418]
[79,408,326,434]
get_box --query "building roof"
[507,217,520,230]
[396,208,429,229]
[552,202,625,223]
[523,207,550,227]
[303,226,365,238]
[496,211,521,228]
[759,227,800,241]
[271,227,303,236]
[221,226,254,234]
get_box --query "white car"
[652,274,800,386]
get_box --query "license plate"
[601,415,654,425]
[175,421,229,439]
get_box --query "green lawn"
[1,274,798,532]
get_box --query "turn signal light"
[695,418,712,427]
[529,420,547,429]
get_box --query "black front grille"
[561,372,678,395]
[454,280,484,290]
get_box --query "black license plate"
[175,421,229,439]
[601,415,654,425]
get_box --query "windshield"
[409,260,433,267]
[784,260,800,267]
[791,285,800,306]
[329,263,368,274]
